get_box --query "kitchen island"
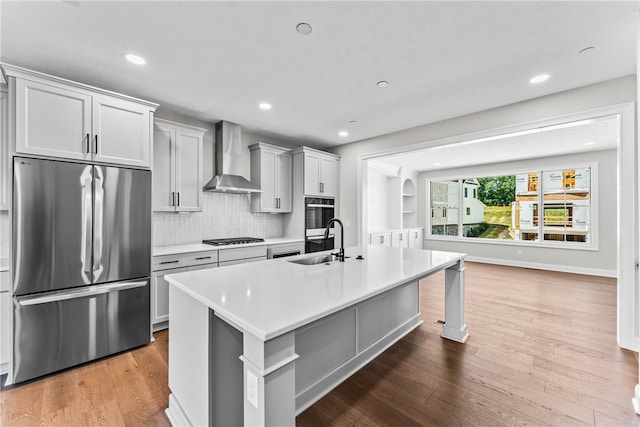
[165,245,468,427]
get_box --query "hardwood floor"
[1,262,637,426]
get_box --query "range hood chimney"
[202,121,262,193]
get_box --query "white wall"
[418,149,617,275]
[331,75,636,250]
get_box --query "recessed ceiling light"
[377,80,389,88]
[125,53,146,65]
[529,74,549,84]
[258,102,272,110]
[338,131,349,137]
[296,23,312,35]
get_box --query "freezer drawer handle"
[16,280,147,306]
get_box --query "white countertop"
[166,246,465,341]
[153,237,304,257]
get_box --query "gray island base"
[165,246,468,426]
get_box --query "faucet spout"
[325,218,345,262]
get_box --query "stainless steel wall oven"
[305,197,335,253]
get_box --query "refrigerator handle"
[16,280,148,306]
[93,166,104,281]
[80,166,93,284]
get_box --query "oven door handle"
[307,235,334,241]
[306,204,335,209]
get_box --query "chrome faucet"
[324,218,345,262]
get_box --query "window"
[430,180,458,236]
[427,166,594,247]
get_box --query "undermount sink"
[288,254,335,266]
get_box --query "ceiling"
[0,1,636,150]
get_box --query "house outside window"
[427,166,594,247]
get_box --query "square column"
[441,259,469,343]
[240,331,299,426]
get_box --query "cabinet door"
[369,232,391,246]
[153,123,176,211]
[277,152,292,212]
[1,291,9,372]
[320,157,337,197]
[261,149,278,212]
[0,86,8,210]
[175,130,202,212]
[304,153,322,196]
[92,96,151,168]
[15,78,91,160]
[391,230,409,248]
[408,228,424,249]
[151,267,187,328]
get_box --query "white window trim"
[425,161,599,251]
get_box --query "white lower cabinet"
[152,267,187,328]
[151,250,219,331]
[1,291,9,374]
[408,228,424,249]
[370,228,423,249]
[152,246,268,331]
[369,232,392,247]
[391,230,409,248]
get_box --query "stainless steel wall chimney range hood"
[202,120,262,193]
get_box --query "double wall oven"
[305,197,336,253]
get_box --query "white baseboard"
[466,256,617,278]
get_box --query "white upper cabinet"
[299,148,340,197]
[92,96,151,167]
[0,85,9,210]
[4,64,157,168]
[153,118,206,212]
[15,78,92,161]
[249,142,292,213]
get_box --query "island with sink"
[164,245,468,427]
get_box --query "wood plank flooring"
[1,262,637,426]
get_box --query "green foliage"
[476,176,516,206]
[466,222,490,237]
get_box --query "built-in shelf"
[401,178,417,228]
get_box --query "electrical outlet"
[247,370,258,409]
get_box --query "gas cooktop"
[202,237,265,246]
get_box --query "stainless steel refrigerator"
[12,156,151,383]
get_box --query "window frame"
[425,161,598,251]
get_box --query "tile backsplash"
[153,192,283,247]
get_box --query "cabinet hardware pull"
[94,134,98,154]
[415,232,418,238]
[170,192,175,206]
[380,236,384,244]
[177,192,180,206]
[160,260,179,264]
[399,234,403,241]
[195,256,212,260]
[86,133,90,154]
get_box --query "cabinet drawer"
[153,250,219,271]
[218,246,267,263]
